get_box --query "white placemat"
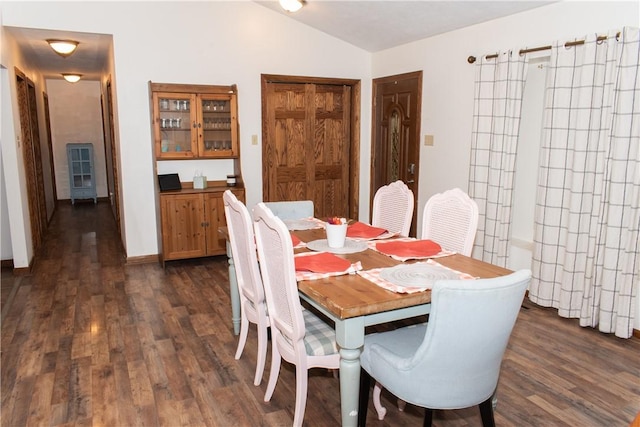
[379,262,461,288]
[357,260,476,293]
[306,238,368,254]
[283,218,325,230]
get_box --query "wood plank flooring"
[2,202,639,426]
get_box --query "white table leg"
[334,316,365,427]
[226,240,241,335]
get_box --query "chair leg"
[372,382,387,420]
[479,397,496,427]
[253,324,268,386]
[423,408,433,427]
[358,368,371,427]
[292,364,309,427]
[234,313,249,360]
[264,344,281,402]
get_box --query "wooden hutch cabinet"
[150,82,244,265]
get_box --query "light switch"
[424,134,434,146]
[251,135,258,145]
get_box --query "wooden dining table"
[221,224,511,427]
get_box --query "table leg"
[226,240,241,335]
[334,317,365,427]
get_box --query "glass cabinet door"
[153,92,197,158]
[198,94,238,158]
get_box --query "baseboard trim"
[1,259,32,275]
[126,254,159,265]
[13,266,32,275]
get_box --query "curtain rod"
[467,33,620,64]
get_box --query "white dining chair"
[222,190,269,386]
[252,203,340,427]
[359,270,531,427]
[421,188,479,256]
[263,200,314,220]
[371,180,414,237]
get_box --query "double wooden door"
[261,75,360,220]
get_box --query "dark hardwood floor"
[2,202,639,426]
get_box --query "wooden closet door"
[263,81,351,219]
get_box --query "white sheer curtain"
[469,50,528,267]
[529,27,640,338]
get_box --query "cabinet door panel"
[203,189,245,255]
[153,92,198,159]
[204,193,225,255]
[198,94,238,158]
[161,194,206,260]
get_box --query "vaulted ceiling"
[5,1,553,80]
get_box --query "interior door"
[371,71,422,236]
[43,92,57,217]
[262,75,360,220]
[105,78,122,238]
[15,69,46,251]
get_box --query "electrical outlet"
[424,134,434,146]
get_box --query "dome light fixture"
[46,39,79,57]
[279,0,304,13]
[62,73,82,83]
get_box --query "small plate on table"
[306,238,368,254]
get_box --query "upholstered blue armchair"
[358,269,531,426]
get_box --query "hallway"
[1,202,639,426]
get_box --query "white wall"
[371,0,639,328]
[372,1,638,233]
[46,79,108,201]
[0,138,12,261]
[1,1,373,260]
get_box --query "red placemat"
[346,222,387,239]
[291,233,301,247]
[294,252,351,273]
[375,239,442,258]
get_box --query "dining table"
[221,221,511,427]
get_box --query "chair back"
[223,191,265,312]
[253,203,306,360]
[372,180,414,237]
[263,200,314,220]
[421,188,478,256]
[371,270,530,410]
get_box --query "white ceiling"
[6,1,554,81]
[5,26,112,81]
[255,1,554,52]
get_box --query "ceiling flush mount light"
[62,73,82,83]
[279,0,304,13]
[47,39,79,57]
